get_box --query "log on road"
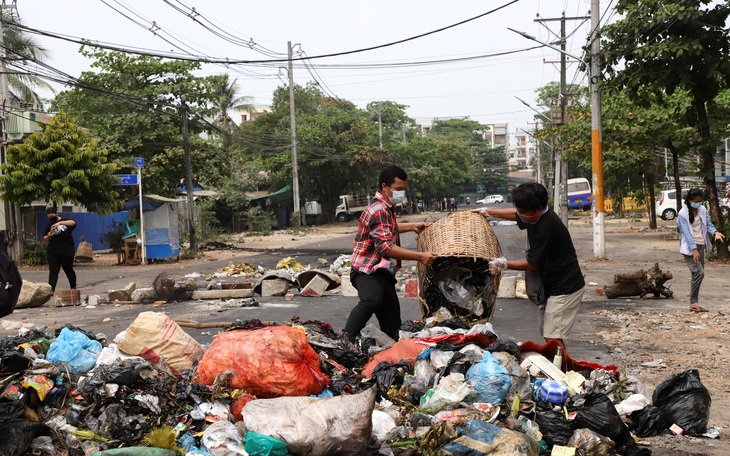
[603,263,673,299]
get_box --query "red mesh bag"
[196,326,329,398]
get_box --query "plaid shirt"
[350,191,401,274]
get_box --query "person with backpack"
[43,207,77,292]
[0,232,22,318]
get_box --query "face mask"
[690,202,702,209]
[388,188,406,204]
[517,206,548,225]
[48,215,58,222]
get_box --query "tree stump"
[603,263,673,299]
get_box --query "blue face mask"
[690,202,702,209]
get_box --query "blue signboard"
[112,174,139,186]
[134,157,145,168]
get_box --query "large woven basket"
[417,211,502,321]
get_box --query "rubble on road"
[0,306,719,456]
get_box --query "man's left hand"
[414,222,430,234]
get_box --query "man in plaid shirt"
[344,166,437,342]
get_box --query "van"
[656,189,687,220]
[567,178,593,210]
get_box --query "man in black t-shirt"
[476,183,585,349]
[43,207,77,292]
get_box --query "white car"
[476,195,504,205]
[656,189,687,220]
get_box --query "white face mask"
[388,189,406,204]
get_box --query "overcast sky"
[17,0,612,132]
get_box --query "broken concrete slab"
[340,275,358,297]
[300,274,330,297]
[515,278,527,299]
[131,288,158,303]
[261,279,290,297]
[296,270,340,291]
[16,281,53,309]
[108,282,137,302]
[496,275,516,298]
[193,289,256,300]
[253,270,296,295]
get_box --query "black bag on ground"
[575,393,651,455]
[535,410,574,446]
[0,233,22,318]
[652,369,711,435]
[630,405,666,437]
[0,420,50,456]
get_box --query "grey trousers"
[683,244,705,304]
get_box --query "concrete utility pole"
[558,13,569,226]
[287,41,301,225]
[590,0,606,259]
[377,102,383,148]
[180,83,196,252]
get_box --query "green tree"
[603,0,730,257]
[53,48,226,195]
[0,112,119,213]
[2,15,54,105]
[366,101,416,147]
[209,73,254,148]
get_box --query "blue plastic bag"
[440,420,539,455]
[465,351,511,405]
[46,327,102,373]
[245,432,289,456]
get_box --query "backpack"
[0,233,23,318]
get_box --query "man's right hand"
[419,252,438,267]
[472,207,490,218]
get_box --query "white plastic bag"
[201,421,247,456]
[419,373,474,414]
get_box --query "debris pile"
[0,309,719,456]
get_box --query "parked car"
[476,195,504,205]
[656,189,687,220]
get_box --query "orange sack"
[196,326,329,398]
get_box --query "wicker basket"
[417,211,502,321]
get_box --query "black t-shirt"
[516,208,584,297]
[44,218,76,257]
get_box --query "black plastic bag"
[575,393,651,455]
[486,338,521,356]
[0,349,29,373]
[535,410,574,446]
[0,420,49,456]
[652,369,711,435]
[371,361,410,399]
[630,405,666,438]
[0,398,26,422]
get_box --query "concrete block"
[340,275,358,297]
[515,279,528,299]
[108,282,136,302]
[122,282,136,294]
[86,294,101,306]
[16,281,53,309]
[193,288,255,300]
[300,274,330,297]
[404,279,419,298]
[261,279,290,297]
[131,288,158,303]
[497,275,517,298]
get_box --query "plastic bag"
[567,428,616,456]
[615,393,650,417]
[440,420,539,456]
[371,410,397,447]
[46,327,102,373]
[486,338,521,356]
[201,421,246,456]
[465,351,511,405]
[197,327,329,398]
[372,361,410,398]
[492,353,532,402]
[535,411,573,446]
[0,420,50,456]
[629,405,666,438]
[237,386,376,456]
[437,267,484,315]
[419,373,474,414]
[245,432,288,456]
[652,369,711,435]
[574,393,642,454]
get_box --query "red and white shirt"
[350,191,401,274]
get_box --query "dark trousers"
[344,269,401,341]
[48,252,76,292]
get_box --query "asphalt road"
[5,215,612,367]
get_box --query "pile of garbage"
[0,308,717,456]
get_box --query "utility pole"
[0,1,21,261]
[377,102,383,148]
[527,121,542,184]
[287,41,301,225]
[558,13,569,226]
[590,0,606,259]
[180,83,196,252]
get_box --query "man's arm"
[506,258,538,271]
[398,222,429,234]
[386,244,437,267]
[474,207,517,221]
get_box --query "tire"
[336,213,349,222]
[661,209,676,221]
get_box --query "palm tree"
[210,73,254,147]
[2,14,54,106]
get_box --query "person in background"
[475,182,585,351]
[345,166,438,342]
[676,188,725,312]
[466,196,471,205]
[43,207,77,292]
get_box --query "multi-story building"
[511,130,536,171]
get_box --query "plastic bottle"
[553,346,563,370]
